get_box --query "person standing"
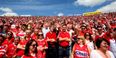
[37,32,48,58]
[42,22,50,38]
[58,25,71,58]
[16,36,27,58]
[84,32,95,53]
[71,36,89,58]
[46,26,57,58]
[110,28,116,58]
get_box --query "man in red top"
[58,25,71,58]
[95,26,105,41]
[79,23,92,36]
[46,26,57,58]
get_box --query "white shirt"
[90,50,115,58]
[110,39,116,58]
[86,41,94,51]
[42,27,50,38]
[68,29,74,38]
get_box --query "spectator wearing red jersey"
[37,32,48,58]
[71,36,90,58]
[21,39,38,58]
[31,28,39,40]
[46,26,57,58]
[71,28,79,50]
[102,29,112,42]
[58,25,71,58]
[16,36,28,58]
[95,26,105,41]
[25,29,32,41]
[17,24,27,37]
[6,36,20,58]
[110,20,116,29]
[78,24,88,36]
[0,35,7,58]
[3,31,14,47]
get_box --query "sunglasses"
[31,44,37,47]
[86,34,89,36]
[38,34,43,36]
[7,33,12,35]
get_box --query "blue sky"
[0,0,116,16]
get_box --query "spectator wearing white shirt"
[42,22,50,38]
[90,38,115,58]
[110,28,116,58]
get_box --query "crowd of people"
[0,12,116,58]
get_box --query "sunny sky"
[0,0,116,16]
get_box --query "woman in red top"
[6,36,20,58]
[37,32,48,58]
[71,36,89,58]
[16,36,27,58]
[21,39,38,58]
[3,31,14,46]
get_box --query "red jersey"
[37,39,47,48]
[6,43,17,57]
[78,31,84,36]
[3,38,14,44]
[2,38,14,47]
[95,32,105,41]
[0,44,7,58]
[11,28,19,37]
[111,24,116,28]
[11,28,18,33]
[58,31,70,47]
[102,32,111,42]
[46,32,56,44]
[37,39,47,58]
[22,55,37,58]
[79,29,92,36]
[16,40,27,56]
[73,44,89,58]
[31,33,37,40]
